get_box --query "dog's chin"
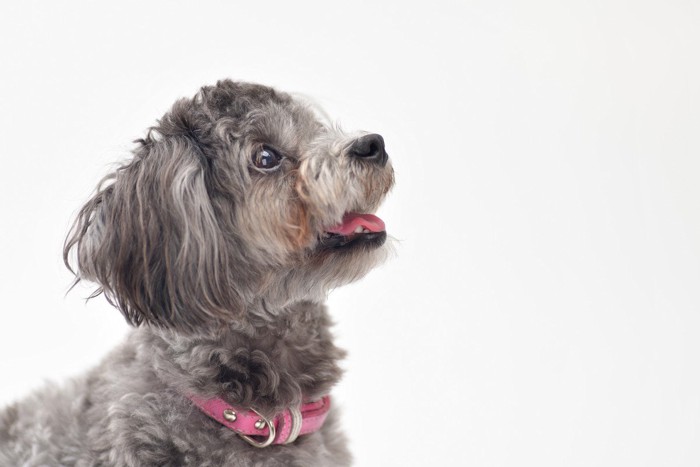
[252,211,392,309]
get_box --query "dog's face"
[65,81,394,332]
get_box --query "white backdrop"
[1,1,699,465]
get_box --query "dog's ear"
[64,137,240,332]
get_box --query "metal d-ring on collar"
[240,408,276,448]
[239,405,303,448]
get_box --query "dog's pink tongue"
[327,213,385,235]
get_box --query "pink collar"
[187,394,331,448]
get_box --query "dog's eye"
[253,146,283,170]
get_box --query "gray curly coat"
[0,80,394,466]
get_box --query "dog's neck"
[141,300,344,415]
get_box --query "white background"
[1,1,699,466]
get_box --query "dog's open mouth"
[319,212,387,250]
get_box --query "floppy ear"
[64,137,240,332]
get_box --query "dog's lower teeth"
[362,229,369,233]
[354,226,363,234]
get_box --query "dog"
[0,80,394,466]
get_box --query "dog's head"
[64,80,394,332]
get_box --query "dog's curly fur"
[0,80,394,466]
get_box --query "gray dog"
[0,80,394,466]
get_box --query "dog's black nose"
[349,134,388,166]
